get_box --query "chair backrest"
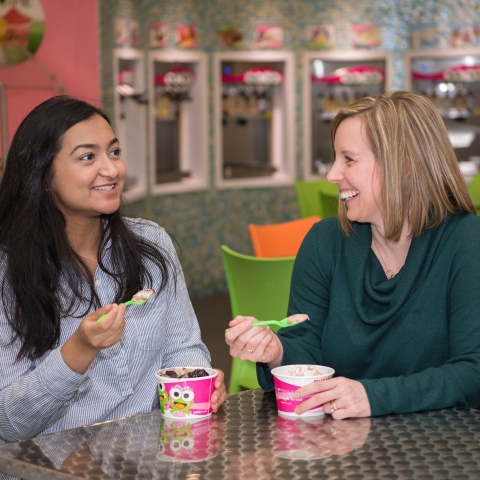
[318,185,339,219]
[468,173,480,198]
[221,246,295,393]
[294,179,339,219]
[221,246,295,321]
[248,216,320,258]
[467,174,480,215]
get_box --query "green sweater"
[257,212,480,416]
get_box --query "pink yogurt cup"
[271,364,335,418]
[274,414,330,459]
[155,367,218,419]
[157,416,218,462]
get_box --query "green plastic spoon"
[97,289,155,322]
[252,314,309,328]
[226,314,309,330]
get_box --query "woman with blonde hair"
[226,91,480,418]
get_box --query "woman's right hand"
[225,315,283,368]
[61,303,126,374]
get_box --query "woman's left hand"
[211,369,227,413]
[292,376,371,419]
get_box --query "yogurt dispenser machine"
[214,51,295,188]
[149,50,208,194]
[303,51,393,179]
[405,49,480,174]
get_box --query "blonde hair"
[330,90,475,241]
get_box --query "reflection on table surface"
[0,389,480,479]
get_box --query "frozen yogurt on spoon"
[252,314,310,328]
[97,288,155,322]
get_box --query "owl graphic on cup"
[158,381,170,412]
[158,381,195,417]
[159,421,195,455]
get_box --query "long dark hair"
[0,96,173,360]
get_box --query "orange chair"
[248,216,321,258]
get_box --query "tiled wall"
[99,0,480,296]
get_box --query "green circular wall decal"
[0,0,45,67]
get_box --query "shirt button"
[95,280,101,286]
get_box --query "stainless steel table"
[0,389,479,479]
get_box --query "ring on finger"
[330,401,338,414]
[245,347,255,353]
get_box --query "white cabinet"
[302,50,393,179]
[405,49,480,173]
[113,48,147,202]
[148,50,208,195]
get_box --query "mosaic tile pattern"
[99,0,480,296]
[0,389,479,479]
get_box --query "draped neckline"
[344,214,454,326]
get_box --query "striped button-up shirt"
[0,218,211,442]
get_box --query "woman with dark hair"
[226,91,480,418]
[0,95,226,442]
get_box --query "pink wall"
[0,0,99,152]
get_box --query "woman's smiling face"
[51,114,126,223]
[327,116,383,227]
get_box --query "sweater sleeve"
[257,221,334,391]
[361,224,480,416]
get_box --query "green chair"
[221,246,295,393]
[294,179,339,219]
[467,173,480,215]
[318,184,339,218]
